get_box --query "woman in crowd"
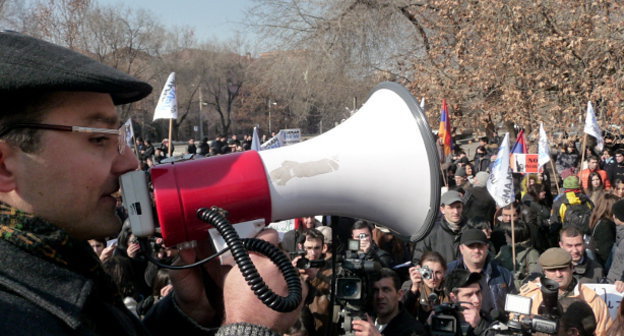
[464,163,476,184]
[402,251,449,324]
[588,193,619,270]
[586,171,607,205]
[613,179,624,198]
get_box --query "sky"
[96,0,257,44]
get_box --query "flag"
[153,72,178,121]
[261,130,285,150]
[584,101,604,152]
[420,97,425,111]
[510,129,527,154]
[538,123,551,167]
[251,126,261,151]
[438,99,452,157]
[123,118,134,148]
[487,133,515,207]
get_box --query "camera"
[488,291,559,336]
[419,265,433,280]
[290,250,326,270]
[430,303,467,336]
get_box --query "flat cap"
[0,31,152,105]
[440,190,463,206]
[539,247,572,270]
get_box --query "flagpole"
[550,160,561,194]
[440,164,448,188]
[168,119,173,157]
[511,212,516,274]
[579,134,587,173]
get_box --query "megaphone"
[121,82,440,247]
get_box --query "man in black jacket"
[0,31,302,336]
[412,190,466,265]
[351,268,428,336]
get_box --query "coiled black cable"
[196,207,302,313]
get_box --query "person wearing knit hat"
[549,175,593,234]
[454,165,471,189]
[519,247,612,336]
[0,31,299,335]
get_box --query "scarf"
[0,202,124,308]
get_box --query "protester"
[588,193,619,269]
[559,226,604,284]
[579,155,611,191]
[586,171,608,205]
[412,190,466,265]
[0,31,303,335]
[351,268,428,336]
[447,229,515,313]
[401,251,449,324]
[521,183,552,253]
[550,176,594,235]
[518,248,612,336]
[606,150,624,184]
[607,199,624,283]
[444,269,492,336]
[495,221,541,288]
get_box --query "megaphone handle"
[197,207,302,313]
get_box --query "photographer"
[351,268,428,336]
[352,220,394,268]
[518,248,612,336]
[442,269,492,336]
[402,251,450,323]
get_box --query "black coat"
[0,239,211,335]
[380,308,428,336]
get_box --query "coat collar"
[0,239,92,329]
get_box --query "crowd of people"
[3,30,624,336]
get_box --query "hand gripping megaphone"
[120,82,440,248]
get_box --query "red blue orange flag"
[438,99,452,157]
[511,129,527,154]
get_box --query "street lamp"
[268,99,277,134]
[198,87,208,140]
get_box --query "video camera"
[488,277,560,336]
[430,302,468,336]
[289,250,326,270]
[333,238,381,335]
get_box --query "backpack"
[563,202,592,233]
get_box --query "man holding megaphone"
[0,31,304,336]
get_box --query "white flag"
[153,72,178,121]
[420,97,425,111]
[261,130,285,150]
[538,123,551,167]
[123,118,134,148]
[584,101,604,152]
[251,126,261,151]
[487,133,515,207]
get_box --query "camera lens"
[337,278,361,299]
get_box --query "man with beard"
[447,229,515,314]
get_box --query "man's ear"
[0,142,18,192]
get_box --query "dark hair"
[0,92,57,152]
[420,251,447,270]
[102,256,137,297]
[151,269,170,297]
[586,171,604,193]
[479,137,489,144]
[527,183,546,200]
[466,216,491,231]
[560,226,582,240]
[501,221,530,242]
[372,267,401,292]
[352,219,373,234]
[300,228,324,245]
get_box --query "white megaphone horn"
[120,82,440,247]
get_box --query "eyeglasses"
[0,122,129,154]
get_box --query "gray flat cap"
[0,31,152,105]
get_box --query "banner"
[511,154,539,173]
[584,284,623,319]
[584,101,604,152]
[123,118,134,148]
[153,72,178,121]
[260,129,302,150]
[538,123,551,167]
[487,133,515,207]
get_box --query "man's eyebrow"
[82,113,120,127]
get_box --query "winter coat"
[607,224,624,283]
[590,218,616,268]
[412,217,465,265]
[447,256,516,313]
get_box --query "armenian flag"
[511,129,527,154]
[438,99,452,157]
